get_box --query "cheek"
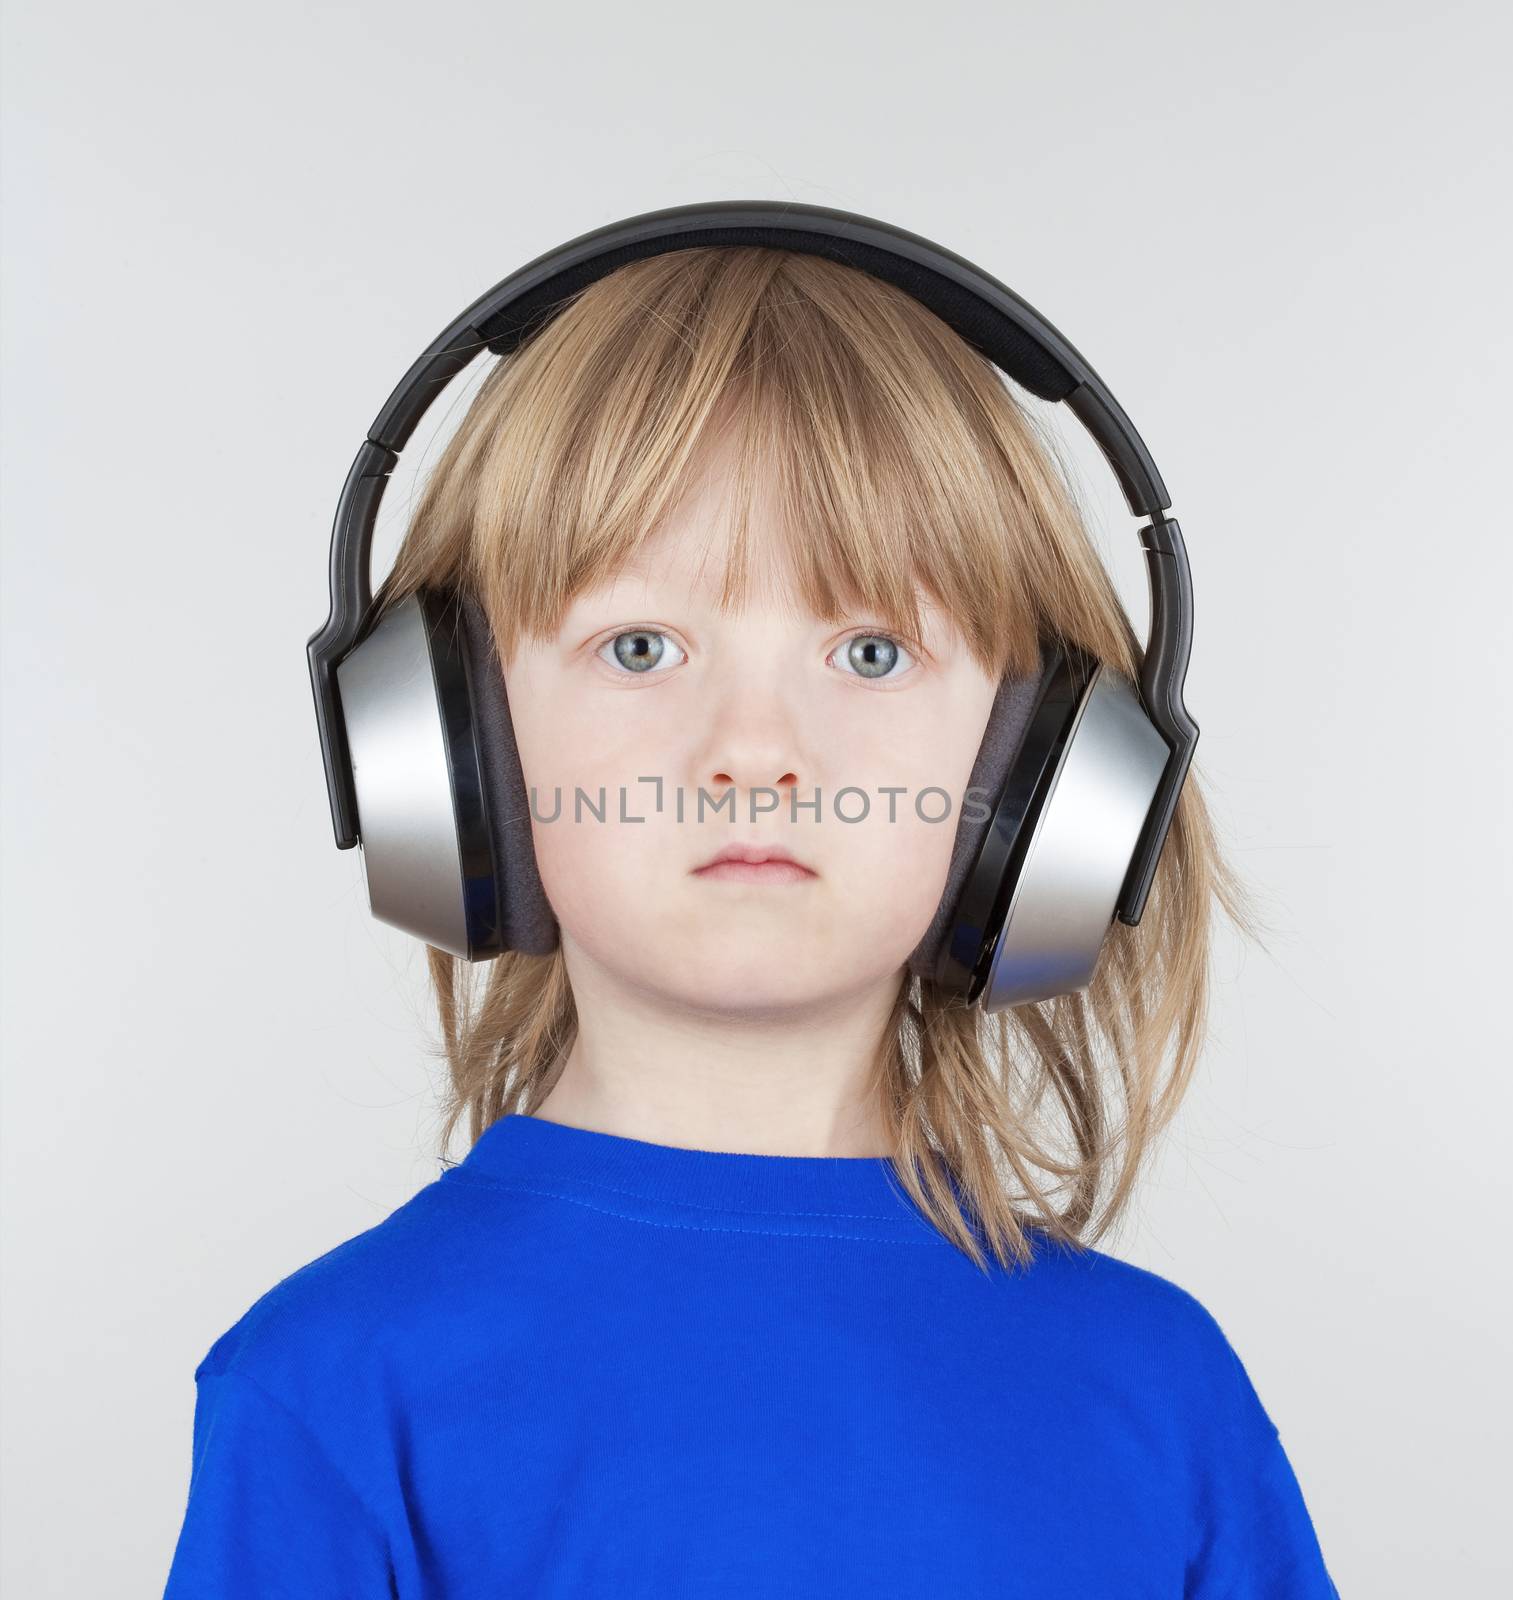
[822,707,986,857]
[527,798,700,960]
[526,797,653,915]
[825,713,990,941]
[819,794,970,949]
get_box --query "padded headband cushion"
[458,589,1043,981]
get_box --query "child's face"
[501,432,1002,1016]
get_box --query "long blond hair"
[374,244,1265,1272]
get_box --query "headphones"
[307,200,1197,1012]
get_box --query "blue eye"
[598,629,687,675]
[830,631,914,681]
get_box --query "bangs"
[447,245,1050,682]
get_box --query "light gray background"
[3,2,1509,1592]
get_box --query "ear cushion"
[903,660,1047,981]
[457,590,562,956]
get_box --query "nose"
[699,672,805,806]
[710,763,799,795]
[708,736,799,800]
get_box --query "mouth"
[691,842,817,884]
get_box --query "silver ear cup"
[334,591,498,959]
[979,662,1170,1011]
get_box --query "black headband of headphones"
[308,199,1196,927]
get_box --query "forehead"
[567,525,806,632]
[574,431,803,610]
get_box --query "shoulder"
[192,1173,491,1402]
[1025,1232,1245,1338]
[1020,1235,1274,1433]
[1019,1240,1336,1589]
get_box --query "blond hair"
[374,245,1266,1272]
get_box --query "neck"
[533,935,903,1159]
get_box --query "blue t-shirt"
[162,1113,1338,1597]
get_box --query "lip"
[692,842,817,882]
